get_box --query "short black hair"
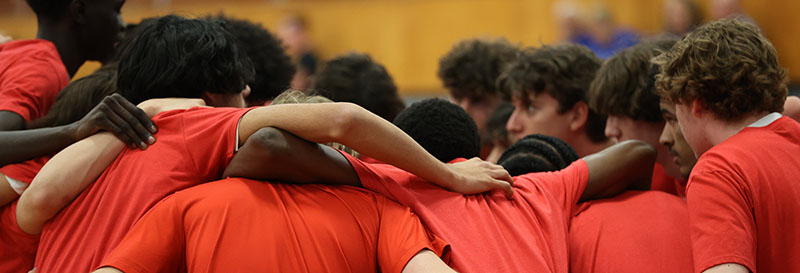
[393,98,480,163]
[498,134,579,176]
[208,14,295,105]
[26,0,72,20]
[438,38,519,101]
[500,44,607,143]
[117,15,254,105]
[313,52,405,121]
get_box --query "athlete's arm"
[0,94,157,166]
[402,250,456,273]
[0,175,18,206]
[703,263,750,273]
[580,140,655,202]
[15,98,204,235]
[235,103,513,197]
[0,111,24,131]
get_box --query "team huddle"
[0,0,798,273]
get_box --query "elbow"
[17,185,64,234]
[328,103,366,141]
[224,127,291,178]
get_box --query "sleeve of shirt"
[686,155,756,273]
[0,60,63,121]
[516,159,589,219]
[338,150,421,207]
[181,107,255,180]
[376,196,450,273]
[98,195,186,273]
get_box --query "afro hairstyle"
[393,98,480,163]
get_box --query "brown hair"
[653,18,788,121]
[270,89,359,157]
[28,64,118,129]
[500,44,607,143]
[437,38,519,101]
[589,38,677,122]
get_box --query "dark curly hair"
[117,15,255,105]
[207,14,295,106]
[500,44,607,142]
[589,38,677,122]
[498,134,579,176]
[313,52,405,121]
[438,38,519,101]
[393,98,480,163]
[653,18,788,121]
[25,0,73,20]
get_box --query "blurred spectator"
[663,0,703,36]
[555,1,638,59]
[278,14,318,90]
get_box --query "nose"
[506,108,521,137]
[604,117,621,139]
[659,123,673,147]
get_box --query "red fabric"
[0,157,49,184]
[100,178,448,273]
[342,152,589,273]
[34,107,252,273]
[687,116,800,273]
[0,201,39,273]
[651,162,686,198]
[569,190,693,273]
[0,40,68,121]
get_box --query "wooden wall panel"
[1,0,798,95]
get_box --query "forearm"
[17,132,124,234]
[239,103,458,188]
[0,124,79,166]
[581,140,655,201]
[402,249,456,273]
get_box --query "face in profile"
[660,102,698,180]
[605,114,679,178]
[451,93,502,133]
[79,0,127,61]
[506,91,572,142]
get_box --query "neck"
[572,136,614,157]
[705,112,771,146]
[36,19,83,78]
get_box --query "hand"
[73,94,157,150]
[445,158,515,199]
[137,98,207,118]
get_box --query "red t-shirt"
[342,152,589,273]
[33,107,251,273]
[687,116,800,272]
[0,39,68,121]
[569,190,693,273]
[0,201,39,273]
[651,162,686,198]
[100,178,449,273]
[0,158,47,272]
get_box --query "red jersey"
[0,158,47,272]
[100,178,449,273]
[651,162,686,198]
[569,190,693,273]
[34,107,251,273]
[0,40,68,121]
[687,116,800,272]
[0,201,39,273]
[342,152,589,273]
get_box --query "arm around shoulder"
[580,140,655,202]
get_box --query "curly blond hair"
[653,18,788,121]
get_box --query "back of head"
[25,0,72,21]
[313,52,405,121]
[498,134,579,176]
[117,15,255,105]
[208,14,295,106]
[589,38,678,122]
[654,18,787,121]
[29,64,118,129]
[500,44,606,142]
[393,98,480,163]
[437,38,519,101]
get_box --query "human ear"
[569,101,589,132]
[690,99,704,118]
